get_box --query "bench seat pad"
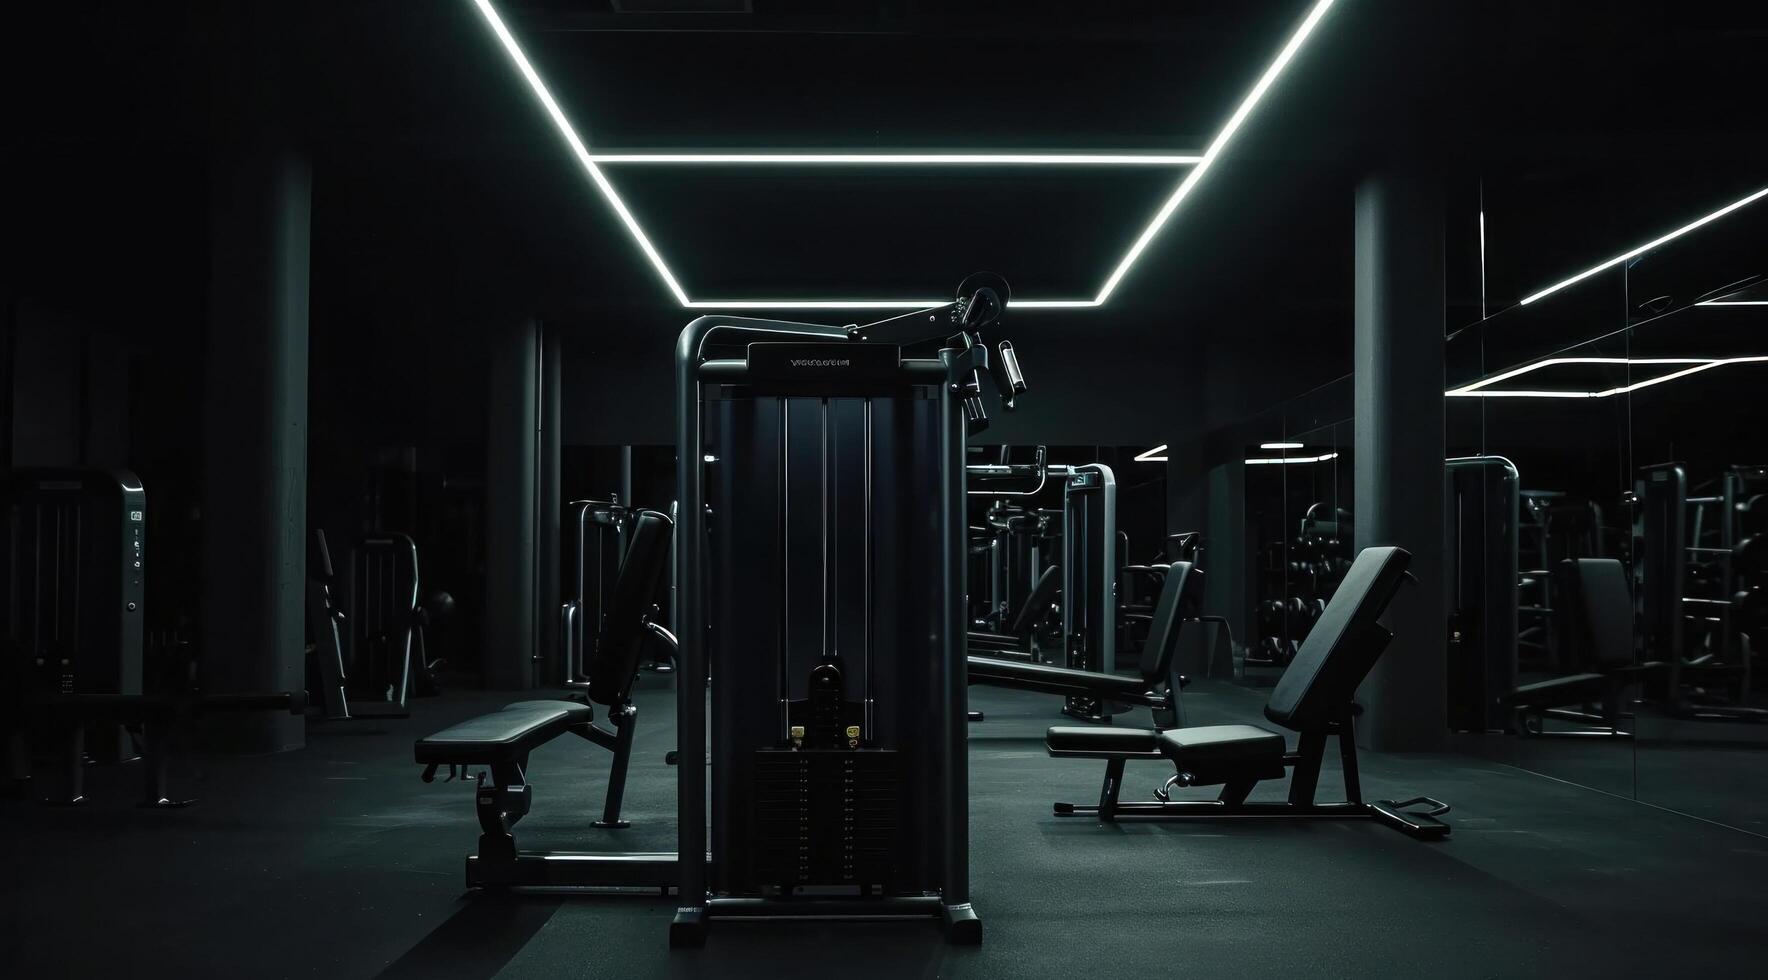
[414,700,591,766]
[1047,726,1162,756]
[1157,725,1286,772]
[971,657,1148,698]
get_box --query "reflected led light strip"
[1246,452,1339,465]
[1260,441,1304,450]
[1446,355,1768,399]
[1137,445,1341,464]
[1519,184,1768,306]
[471,0,1336,310]
[1698,299,1768,307]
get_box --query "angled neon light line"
[1698,299,1768,307]
[1134,445,1170,463]
[1519,184,1768,306]
[1246,452,1339,465]
[469,0,689,306]
[1442,355,1768,399]
[589,153,1203,165]
[1095,0,1339,304]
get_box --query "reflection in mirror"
[1443,274,1639,800]
[1627,204,1768,834]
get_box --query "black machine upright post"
[673,321,710,944]
[937,346,976,934]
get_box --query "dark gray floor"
[7,677,1768,979]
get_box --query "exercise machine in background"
[2,469,303,806]
[559,497,648,681]
[1445,456,1520,733]
[307,529,451,721]
[1637,462,1768,720]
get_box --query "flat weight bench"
[1046,546,1450,840]
[415,508,674,883]
[28,690,306,807]
[970,562,1202,729]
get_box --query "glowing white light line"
[683,298,1101,310]
[1134,445,1169,463]
[469,0,690,306]
[1519,184,1768,306]
[1443,356,1758,398]
[1095,0,1339,304]
[589,153,1203,165]
[1245,452,1340,465]
[1260,442,1305,450]
[1445,357,1705,396]
[473,0,1330,310]
[1698,299,1768,306]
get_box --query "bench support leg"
[1218,779,1256,806]
[138,719,196,808]
[595,703,636,829]
[1097,756,1125,822]
[475,762,531,864]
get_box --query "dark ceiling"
[4,0,1766,442]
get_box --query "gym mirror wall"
[1445,171,1768,834]
[1445,270,1636,799]
[1625,200,1768,834]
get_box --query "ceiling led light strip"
[1095,0,1340,305]
[1134,445,1170,463]
[1519,184,1768,306]
[469,0,690,306]
[1246,452,1340,465]
[472,0,1336,310]
[1444,356,1768,399]
[589,153,1203,165]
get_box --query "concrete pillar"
[201,148,311,753]
[1353,170,1447,751]
[484,320,540,689]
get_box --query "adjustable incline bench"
[970,562,1201,728]
[414,508,674,886]
[1045,546,1450,839]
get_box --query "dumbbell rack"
[1247,512,1351,677]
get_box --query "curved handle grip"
[993,340,1026,411]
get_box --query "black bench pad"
[1158,725,1286,771]
[414,700,591,766]
[1048,726,1162,757]
[1047,723,1288,784]
[970,657,1148,698]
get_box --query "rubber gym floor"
[8,679,1766,979]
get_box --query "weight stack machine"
[3,469,147,771]
[1060,463,1116,721]
[672,275,1023,947]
